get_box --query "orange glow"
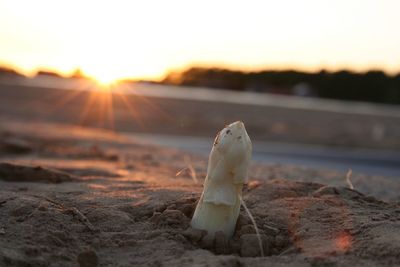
[287,197,354,258]
[335,231,352,252]
[94,80,117,92]
[43,79,172,132]
[78,90,116,130]
[91,76,121,88]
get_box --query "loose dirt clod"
[182,227,207,243]
[151,209,190,228]
[0,137,33,155]
[0,162,77,183]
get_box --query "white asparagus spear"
[191,121,252,238]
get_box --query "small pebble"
[182,227,206,243]
[77,249,98,267]
[163,209,189,226]
[181,203,195,217]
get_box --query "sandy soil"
[0,120,399,267]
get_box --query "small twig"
[346,169,354,190]
[264,224,279,233]
[70,207,98,232]
[279,245,297,256]
[239,196,264,257]
[176,156,198,184]
[185,156,198,184]
[30,194,98,232]
[30,194,65,209]
[175,167,188,177]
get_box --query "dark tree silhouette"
[163,67,400,105]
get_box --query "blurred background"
[1,0,400,176]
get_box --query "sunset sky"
[1,0,400,82]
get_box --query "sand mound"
[0,163,77,183]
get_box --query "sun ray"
[98,91,107,128]
[105,88,115,131]
[113,85,147,130]
[46,88,86,114]
[126,84,175,123]
[78,90,99,126]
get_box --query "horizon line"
[1,61,400,83]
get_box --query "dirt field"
[1,120,399,266]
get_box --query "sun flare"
[92,77,118,90]
[93,76,119,87]
[86,69,124,88]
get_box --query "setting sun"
[87,68,124,87]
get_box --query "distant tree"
[70,68,86,79]
[36,70,62,77]
[0,66,24,78]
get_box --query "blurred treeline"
[2,65,400,105]
[0,66,86,79]
[0,66,22,77]
[163,67,400,105]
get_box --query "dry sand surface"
[0,120,399,266]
